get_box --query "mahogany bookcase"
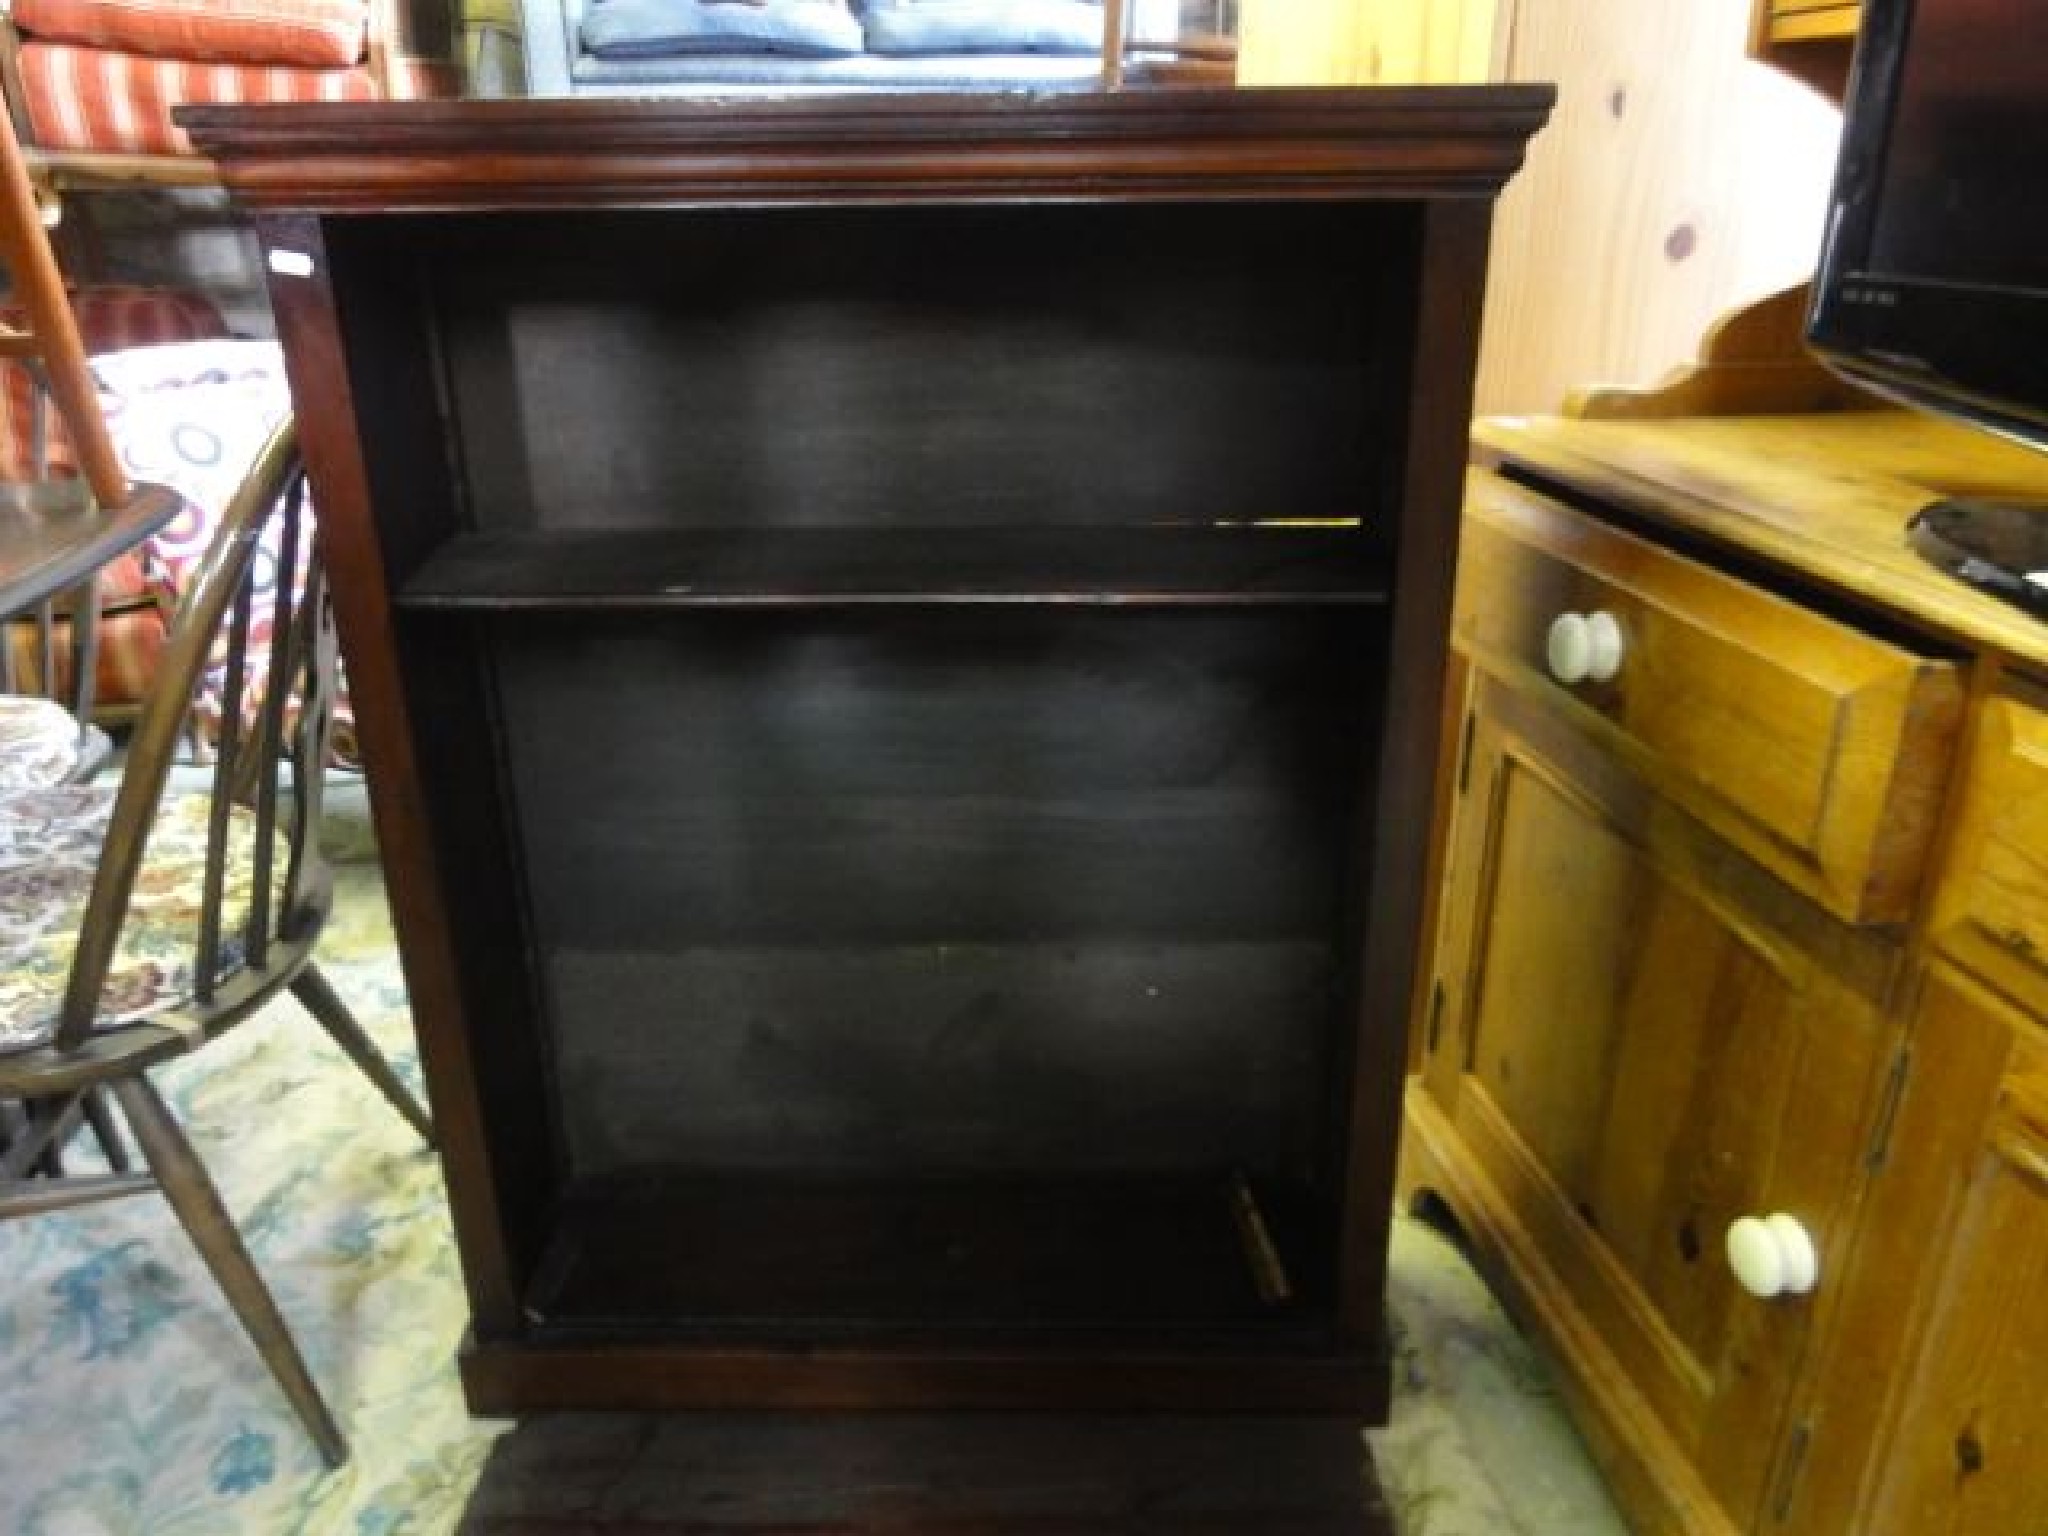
[186,88,1548,1416]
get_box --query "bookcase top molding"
[182,86,1555,213]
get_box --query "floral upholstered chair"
[0,420,433,1467]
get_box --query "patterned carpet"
[0,783,1629,1535]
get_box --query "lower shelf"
[470,1169,1382,1416]
[459,1332,1391,1417]
[522,1170,1334,1345]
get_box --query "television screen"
[1808,0,2048,447]
[1866,0,2048,291]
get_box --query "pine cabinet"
[1748,0,1860,100]
[1787,678,2048,1536]
[1755,0,1860,46]
[1852,963,2048,1536]
[1429,663,1896,1533]
[1928,683,2048,1007]
[1413,464,1938,1535]
[1407,409,2048,1536]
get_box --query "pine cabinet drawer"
[1762,0,1859,43]
[1931,680,2048,1013]
[1455,469,1963,926]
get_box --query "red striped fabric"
[19,40,379,154]
[0,286,226,709]
[51,283,226,353]
[0,283,226,487]
[13,0,367,69]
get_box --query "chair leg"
[109,1074,348,1469]
[290,964,434,1148]
[82,1087,131,1173]
[33,1112,64,1175]
[1,1097,66,1177]
[27,1097,73,1176]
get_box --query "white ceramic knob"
[1726,1212,1820,1299]
[1546,610,1625,684]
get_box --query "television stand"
[186,90,1548,1418]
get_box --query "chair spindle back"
[52,421,327,1053]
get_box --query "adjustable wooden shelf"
[186,88,1548,1416]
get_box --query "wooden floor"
[456,1414,1395,1534]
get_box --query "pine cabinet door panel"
[1439,674,1889,1530]
[1586,890,1804,1367]
[1458,750,1639,1199]
[1860,966,2048,1536]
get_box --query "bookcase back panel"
[478,607,1378,1178]
[387,203,1416,532]
[545,941,1333,1179]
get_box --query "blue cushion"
[571,51,1105,86]
[861,0,1104,56]
[582,0,865,59]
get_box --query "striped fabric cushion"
[0,285,223,717]
[0,283,225,484]
[12,0,368,68]
[19,40,379,155]
[52,283,225,353]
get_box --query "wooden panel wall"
[1241,0,1847,417]
[1238,0,1504,86]
[1474,0,1843,415]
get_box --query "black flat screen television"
[1809,0,2048,440]
[1808,0,2048,610]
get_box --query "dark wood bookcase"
[188,89,1548,1417]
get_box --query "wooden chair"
[0,280,235,744]
[0,0,452,273]
[0,418,434,1469]
[0,0,454,196]
[0,86,142,786]
[1100,0,1238,88]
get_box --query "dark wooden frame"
[186,88,1550,1418]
